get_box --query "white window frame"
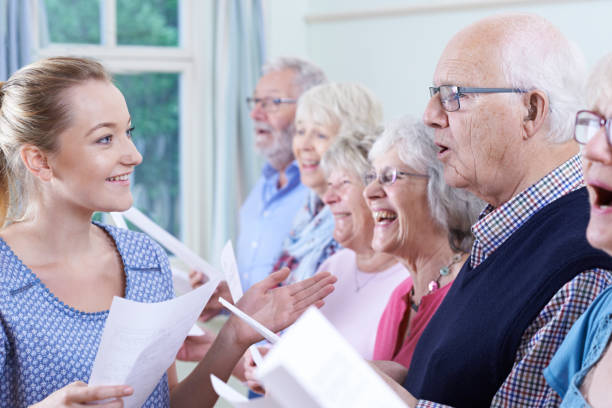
[29,0,211,256]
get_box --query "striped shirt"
[416,155,612,407]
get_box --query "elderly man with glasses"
[381,14,612,408]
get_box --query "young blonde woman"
[0,57,335,408]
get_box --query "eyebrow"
[85,118,132,137]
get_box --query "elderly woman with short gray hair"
[364,115,483,369]
[315,133,408,360]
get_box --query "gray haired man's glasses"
[246,97,297,113]
[364,167,428,186]
[574,110,612,146]
[429,85,528,112]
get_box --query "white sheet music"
[89,278,220,407]
[256,308,408,408]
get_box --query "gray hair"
[586,53,612,109]
[295,82,383,139]
[369,115,484,253]
[497,14,587,143]
[262,57,327,95]
[321,130,380,183]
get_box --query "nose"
[323,184,341,206]
[250,101,267,122]
[583,127,612,164]
[423,94,449,129]
[363,177,385,203]
[122,137,143,167]
[294,131,314,152]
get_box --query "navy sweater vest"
[403,188,612,407]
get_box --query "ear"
[20,145,53,182]
[522,90,549,139]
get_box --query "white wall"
[264,0,612,121]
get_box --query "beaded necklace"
[410,253,463,312]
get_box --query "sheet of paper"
[221,240,243,300]
[89,277,220,407]
[256,308,408,408]
[211,375,282,408]
[120,207,222,281]
[109,211,129,229]
[219,242,264,365]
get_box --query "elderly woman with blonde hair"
[544,53,612,408]
[272,82,383,283]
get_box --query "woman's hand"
[30,381,133,407]
[227,268,336,347]
[244,347,270,395]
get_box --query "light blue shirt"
[237,161,308,290]
[545,285,612,407]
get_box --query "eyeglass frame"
[429,85,528,112]
[364,166,428,186]
[246,97,297,112]
[574,110,612,146]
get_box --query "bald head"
[448,13,586,143]
[424,13,583,206]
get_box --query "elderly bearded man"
[385,14,612,408]
[192,58,327,321]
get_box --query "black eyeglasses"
[364,167,428,186]
[429,85,528,112]
[246,97,297,113]
[574,110,612,146]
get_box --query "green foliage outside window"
[43,0,101,44]
[117,0,178,46]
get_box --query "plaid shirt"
[416,155,612,408]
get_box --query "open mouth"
[592,184,612,209]
[436,143,449,155]
[372,210,398,224]
[300,159,320,170]
[333,212,350,219]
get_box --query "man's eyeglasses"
[246,97,297,113]
[429,85,527,112]
[364,166,428,186]
[574,110,612,146]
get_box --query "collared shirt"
[416,155,612,407]
[236,161,309,290]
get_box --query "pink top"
[373,277,453,368]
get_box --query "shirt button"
[263,210,270,217]
[243,273,249,280]
[251,241,258,249]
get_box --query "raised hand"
[228,268,336,347]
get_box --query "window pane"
[117,0,179,46]
[43,0,101,44]
[114,73,181,238]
